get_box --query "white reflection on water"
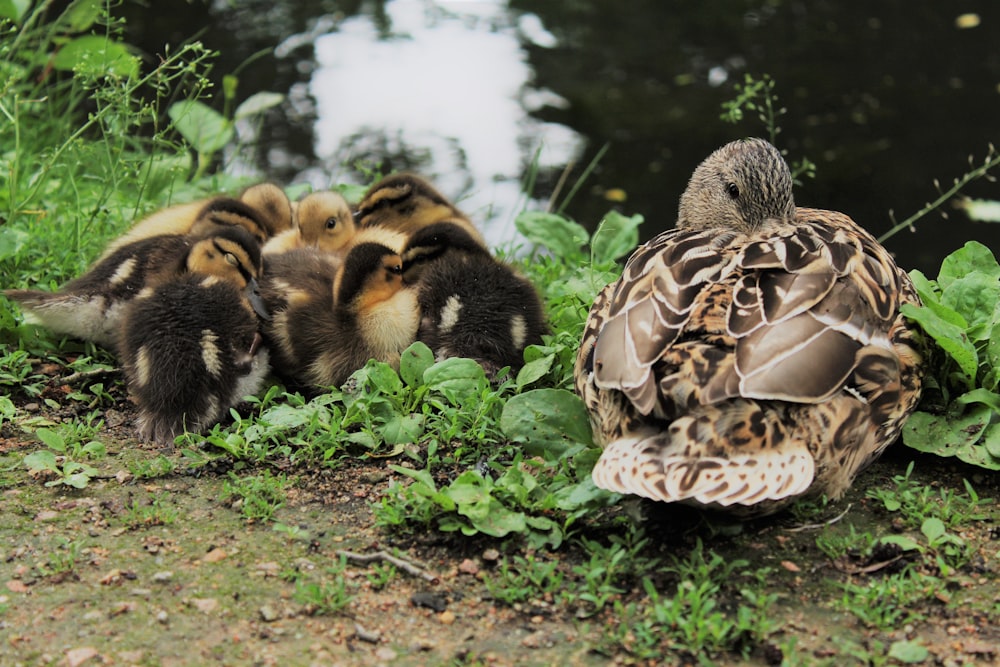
[300,0,581,247]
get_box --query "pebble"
[438,610,456,625]
[202,548,228,563]
[458,559,479,575]
[156,610,169,624]
[82,610,103,623]
[64,646,99,667]
[190,598,219,613]
[482,548,500,562]
[151,571,173,583]
[374,647,397,662]
[260,605,280,622]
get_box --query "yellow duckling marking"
[108,258,138,286]
[200,329,224,378]
[437,295,463,334]
[135,346,153,389]
[510,314,528,351]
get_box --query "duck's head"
[190,197,270,245]
[296,191,357,253]
[186,226,270,320]
[400,220,489,284]
[353,173,463,231]
[678,138,795,233]
[333,240,406,315]
[241,182,294,237]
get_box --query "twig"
[59,367,118,385]
[784,503,852,532]
[832,554,905,575]
[878,143,1000,243]
[336,549,438,583]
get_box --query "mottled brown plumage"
[575,138,923,515]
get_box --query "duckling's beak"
[249,331,263,358]
[244,278,271,321]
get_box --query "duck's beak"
[245,278,271,321]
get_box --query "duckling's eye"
[325,217,338,230]
[224,253,239,267]
[726,182,740,199]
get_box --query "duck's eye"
[224,253,239,267]
[325,217,338,230]
[726,182,740,199]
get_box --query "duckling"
[262,190,356,256]
[575,138,924,516]
[354,173,487,248]
[402,221,547,377]
[260,227,419,389]
[118,258,270,445]
[5,223,267,348]
[99,183,292,259]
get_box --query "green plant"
[719,73,816,184]
[128,455,176,480]
[294,558,354,616]
[364,562,396,591]
[901,241,1000,469]
[837,569,942,630]
[123,494,178,529]
[866,462,990,528]
[484,553,565,606]
[42,537,85,576]
[221,469,292,523]
[21,417,106,488]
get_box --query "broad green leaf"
[553,476,617,511]
[23,449,59,473]
[81,441,106,458]
[168,100,234,154]
[400,341,434,388]
[980,423,1000,460]
[900,303,977,384]
[888,640,929,664]
[501,388,593,458]
[363,360,403,396]
[234,92,285,120]
[515,354,553,389]
[57,0,101,32]
[956,388,1000,413]
[0,0,30,22]
[35,427,66,452]
[423,357,487,403]
[381,413,423,445]
[52,36,139,79]
[920,517,946,543]
[879,535,922,552]
[902,407,1000,470]
[0,227,29,262]
[333,183,369,204]
[939,272,1000,341]
[938,240,1000,290]
[590,211,643,264]
[515,211,588,258]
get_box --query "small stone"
[130,588,152,598]
[374,647,398,662]
[521,631,550,649]
[190,598,219,613]
[781,560,801,573]
[115,470,133,485]
[438,610,456,625]
[64,646,99,667]
[260,605,280,622]
[5,580,29,593]
[202,548,228,563]
[482,548,500,562]
[151,571,173,583]
[35,510,59,522]
[413,638,436,651]
[457,559,479,575]
[156,611,169,624]
[82,611,103,623]
[411,591,448,612]
[99,569,123,585]
[23,402,39,412]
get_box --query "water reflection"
[299,0,580,245]
[121,0,1000,273]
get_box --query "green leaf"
[0,227,29,262]
[902,407,1000,470]
[168,100,234,155]
[35,428,66,452]
[423,357,487,403]
[920,517,947,543]
[980,423,1000,460]
[939,272,1000,341]
[82,441,106,458]
[234,92,285,120]
[400,341,434,388]
[364,360,403,396]
[590,211,643,264]
[0,0,30,23]
[501,388,594,458]
[52,36,139,79]
[515,354,554,390]
[900,303,977,385]
[888,640,929,664]
[381,413,424,445]
[56,0,101,32]
[879,535,922,552]
[515,211,588,258]
[937,240,1000,290]
[23,449,60,474]
[445,472,527,537]
[956,388,1000,413]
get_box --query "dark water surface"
[122,1,1000,274]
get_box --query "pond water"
[122,0,1000,274]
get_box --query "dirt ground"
[1,377,998,667]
